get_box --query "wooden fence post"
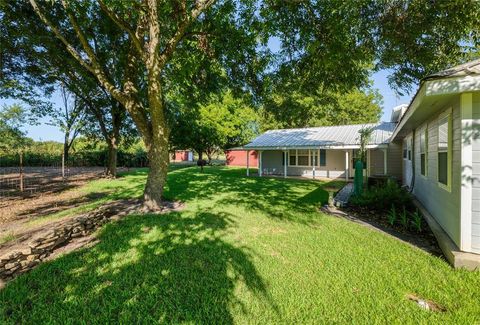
[19,151,24,192]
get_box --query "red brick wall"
[225,150,258,167]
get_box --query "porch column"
[259,151,263,177]
[367,149,371,177]
[383,148,388,175]
[284,150,287,178]
[312,150,316,179]
[246,150,250,176]
[345,150,349,181]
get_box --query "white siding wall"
[412,96,462,247]
[387,142,403,180]
[261,149,347,178]
[471,92,480,253]
[369,149,385,176]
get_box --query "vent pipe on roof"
[390,104,408,123]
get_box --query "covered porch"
[244,147,389,181]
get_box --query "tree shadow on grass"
[0,210,275,324]
[164,167,342,224]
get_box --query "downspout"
[409,128,416,193]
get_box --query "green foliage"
[0,104,32,154]
[350,179,411,211]
[410,210,423,233]
[263,1,480,93]
[260,86,382,130]
[0,138,148,168]
[387,205,397,226]
[399,206,409,229]
[170,91,259,159]
[357,126,374,162]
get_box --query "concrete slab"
[334,183,353,207]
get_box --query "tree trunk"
[63,130,70,164]
[198,151,203,161]
[105,139,118,178]
[143,143,169,210]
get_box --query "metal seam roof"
[244,122,397,149]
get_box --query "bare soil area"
[0,167,111,242]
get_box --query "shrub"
[350,179,411,211]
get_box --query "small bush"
[350,179,411,211]
[399,206,408,228]
[386,205,397,225]
[410,210,423,232]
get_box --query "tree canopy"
[170,91,258,160]
[260,86,383,130]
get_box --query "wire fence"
[0,153,104,200]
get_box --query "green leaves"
[0,104,32,153]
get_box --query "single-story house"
[225,149,258,167]
[243,59,480,268]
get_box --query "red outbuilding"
[225,150,258,167]
[172,150,194,162]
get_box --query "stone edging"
[0,199,184,285]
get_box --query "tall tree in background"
[0,104,32,154]
[170,91,258,162]
[49,86,85,163]
[260,86,382,130]
[0,3,134,178]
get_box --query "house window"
[288,149,326,167]
[407,138,412,161]
[297,149,309,166]
[319,149,326,166]
[420,128,427,176]
[403,139,408,159]
[310,150,318,166]
[438,114,451,187]
[289,150,296,165]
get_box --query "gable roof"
[244,122,396,149]
[424,58,480,80]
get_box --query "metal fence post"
[62,152,65,181]
[19,151,24,192]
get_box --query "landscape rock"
[0,199,147,283]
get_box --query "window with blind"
[437,114,450,187]
[420,129,427,176]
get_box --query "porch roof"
[244,122,396,150]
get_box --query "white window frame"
[437,108,452,191]
[420,126,428,177]
[288,149,326,167]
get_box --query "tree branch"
[158,0,216,68]
[29,0,95,75]
[97,0,145,60]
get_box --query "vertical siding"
[369,149,385,175]
[387,142,403,180]
[471,92,480,252]
[225,150,258,167]
[413,96,462,247]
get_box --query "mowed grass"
[1,167,480,324]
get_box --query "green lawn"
[1,167,479,323]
